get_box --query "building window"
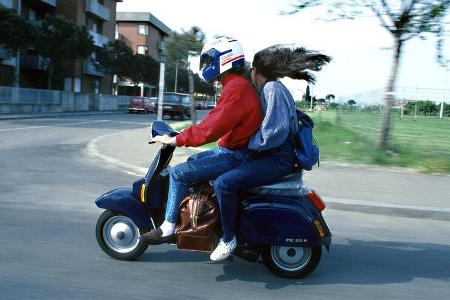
[138,25,148,36]
[137,46,148,55]
[28,9,36,21]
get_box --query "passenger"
[210,45,331,261]
[139,36,263,245]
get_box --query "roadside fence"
[0,85,133,114]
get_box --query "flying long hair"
[252,45,332,84]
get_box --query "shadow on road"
[140,249,209,263]
[214,240,450,289]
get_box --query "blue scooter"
[95,121,332,278]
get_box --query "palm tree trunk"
[377,37,403,150]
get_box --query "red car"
[128,97,155,114]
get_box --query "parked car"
[148,97,157,113]
[157,92,191,120]
[128,97,155,114]
[206,101,216,109]
[195,101,206,110]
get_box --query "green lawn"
[312,111,450,173]
[173,111,450,173]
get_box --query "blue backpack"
[293,110,319,171]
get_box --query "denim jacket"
[248,80,297,151]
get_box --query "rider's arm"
[175,86,245,147]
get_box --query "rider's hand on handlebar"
[152,135,176,146]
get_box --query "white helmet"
[199,36,245,82]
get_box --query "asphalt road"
[0,113,449,300]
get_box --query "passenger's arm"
[250,87,291,151]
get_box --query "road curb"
[324,197,450,222]
[85,130,450,222]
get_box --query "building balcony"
[85,0,110,22]
[83,59,105,77]
[20,54,47,70]
[89,31,109,47]
[0,0,13,8]
[0,47,16,66]
[0,47,10,59]
[40,0,56,7]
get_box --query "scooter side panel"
[239,196,321,247]
[95,188,152,230]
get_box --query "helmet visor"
[199,49,218,71]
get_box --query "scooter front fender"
[95,188,152,230]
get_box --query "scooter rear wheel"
[96,210,148,261]
[261,245,322,279]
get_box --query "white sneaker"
[210,236,237,261]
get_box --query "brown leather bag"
[175,185,221,252]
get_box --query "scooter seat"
[248,171,310,197]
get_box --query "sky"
[117,0,450,103]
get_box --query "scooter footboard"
[239,196,323,247]
[95,188,152,230]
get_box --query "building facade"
[0,0,122,94]
[116,12,171,97]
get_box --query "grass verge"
[171,111,450,174]
[311,111,450,174]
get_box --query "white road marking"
[85,131,148,176]
[0,120,110,132]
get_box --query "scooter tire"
[261,245,322,279]
[96,210,148,261]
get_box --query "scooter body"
[95,121,331,278]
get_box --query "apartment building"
[0,0,122,94]
[116,12,171,96]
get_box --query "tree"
[305,85,311,100]
[194,73,215,95]
[348,99,357,106]
[0,6,36,57]
[123,53,160,89]
[163,26,214,95]
[304,85,311,102]
[329,102,339,109]
[33,15,94,89]
[96,40,133,90]
[404,100,439,115]
[325,94,335,101]
[444,103,450,116]
[287,1,450,149]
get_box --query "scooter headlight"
[141,184,146,203]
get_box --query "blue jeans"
[165,147,253,223]
[214,140,296,242]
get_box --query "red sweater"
[176,73,262,149]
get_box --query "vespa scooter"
[95,121,332,278]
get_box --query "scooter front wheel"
[96,210,148,261]
[261,245,322,279]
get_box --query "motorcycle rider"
[139,37,263,251]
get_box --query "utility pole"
[187,52,198,125]
[174,58,178,92]
[157,54,166,121]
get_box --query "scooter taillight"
[307,190,326,212]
